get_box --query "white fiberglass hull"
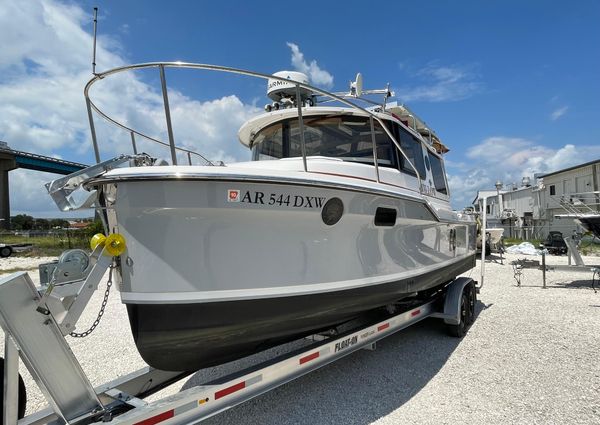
[94,166,476,370]
[105,180,473,301]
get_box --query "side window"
[251,122,283,160]
[370,119,398,168]
[429,153,448,195]
[549,185,556,196]
[395,125,426,177]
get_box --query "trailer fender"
[432,277,476,325]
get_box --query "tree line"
[9,214,75,231]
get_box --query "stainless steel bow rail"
[84,61,423,185]
[1,254,477,425]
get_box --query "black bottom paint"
[127,255,475,371]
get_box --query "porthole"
[321,197,344,226]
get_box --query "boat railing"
[84,62,423,186]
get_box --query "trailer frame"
[2,260,477,425]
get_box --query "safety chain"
[70,265,114,338]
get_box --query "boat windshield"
[251,115,397,167]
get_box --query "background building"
[472,159,600,240]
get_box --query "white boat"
[47,64,477,371]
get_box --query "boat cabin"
[238,107,450,199]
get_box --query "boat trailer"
[1,243,478,425]
[0,244,33,259]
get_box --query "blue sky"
[1,0,599,216]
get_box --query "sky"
[1,0,599,217]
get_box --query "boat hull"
[97,174,476,371]
[576,216,600,240]
[127,255,475,371]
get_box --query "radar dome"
[267,71,312,102]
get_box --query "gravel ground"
[2,252,600,424]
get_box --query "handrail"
[552,191,600,216]
[84,62,422,185]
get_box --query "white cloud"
[446,137,600,208]
[167,93,259,164]
[397,63,482,103]
[0,0,261,218]
[9,169,91,218]
[550,106,568,120]
[85,72,260,164]
[286,42,334,88]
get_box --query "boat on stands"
[47,64,477,371]
[554,191,600,239]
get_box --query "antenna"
[321,74,395,110]
[351,73,363,97]
[92,7,98,75]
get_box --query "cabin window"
[251,115,397,167]
[429,153,448,195]
[395,125,427,177]
[549,185,556,195]
[251,122,284,160]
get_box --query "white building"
[538,159,600,236]
[471,159,600,240]
[472,180,538,239]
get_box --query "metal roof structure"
[539,158,600,179]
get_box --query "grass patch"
[503,236,600,255]
[579,240,600,256]
[1,232,91,257]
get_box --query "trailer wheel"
[467,284,477,326]
[0,246,12,258]
[0,357,27,419]
[448,283,475,338]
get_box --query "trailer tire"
[0,246,12,258]
[0,357,27,419]
[467,283,477,326]
[448,285,474,338]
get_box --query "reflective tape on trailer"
[299,347,330,365]
[214,381,245,400]
[215,374,262,400]
[299,351,319,365]
[133,410,174,425]
[377,322,390,332]
[132,375,263,425]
